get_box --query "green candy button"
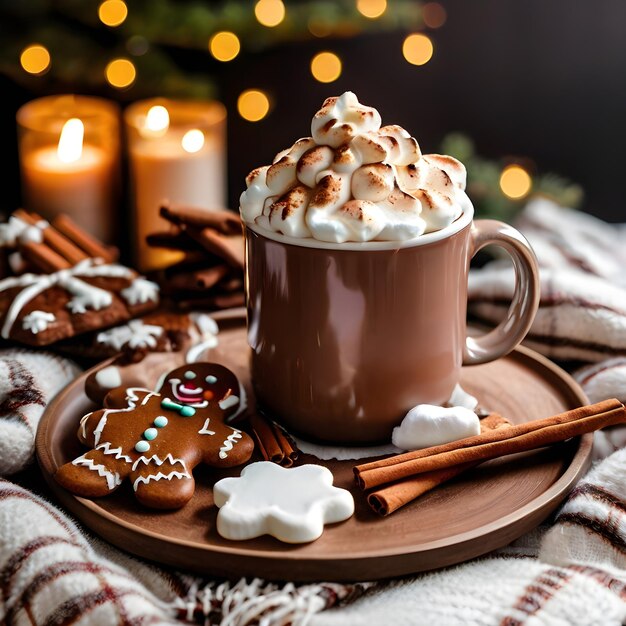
[144,427,158,441]
[135,440,150,453]
[154,416,168,428]
[180,406,196,417]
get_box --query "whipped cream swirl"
[240,92,472,243]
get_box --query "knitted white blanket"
[3,447,626,625]
[469,198,626,367]
[469,197,626,458]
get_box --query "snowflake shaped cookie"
[213,462,354,543]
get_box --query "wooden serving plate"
[36,309,592,582]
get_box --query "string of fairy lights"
[16,0,538,201]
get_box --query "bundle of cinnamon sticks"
[2,209,118,275]
[147,203,245,310]
[355,399,626,516]
[249,413,299,467]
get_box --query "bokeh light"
[98,0,128,27]
[209,31,241,62]
[145,105,170,133]
[356,0,387,19]
[499,165,532,199]
[182,129,205,153]
[254,0,286,27]
[308,18,333,37]
[238,89,270,122]
[105,58,136,88]
[422,2,447,29]
[310,52,342,83]
[402,33,434,66]
[20,44,50,75]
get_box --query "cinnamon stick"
[160,203,242,235]
[178,292,246,311]
[40,229,89,265]
[355,399,625,491]
[20,211,90,265]
[367,413,512,516]
[162,252,223,275]
[166,265,230,292]
[146,230,204,252]
[12,209,39,226]
[249,414,299,467]
[216,275,244,293]
[187,228,244,270]
[52,215,118,262]
[20,241,71,273]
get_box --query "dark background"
[2,0,626,232]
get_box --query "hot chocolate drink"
[240,93,539,444]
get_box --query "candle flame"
[181,129,205,153]
[145,105,170,134]
[57,118,84,164]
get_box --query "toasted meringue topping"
[240,91,472,243]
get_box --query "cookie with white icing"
[0,258,159,346]
[55,363,254,509]
[82,312,219,405]
[214,462,354,543]
[61,311,217,361]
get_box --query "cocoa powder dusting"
[334,144,354,165]
[418,189,435,209]
[298,147,324,170]
[272,186,308,220]
[429,154,461,172]
[312,175,341,206]
[246,167,263,184]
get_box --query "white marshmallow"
[392,404,481,451]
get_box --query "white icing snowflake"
[66,276,113,313]
[97,319,163,351]
[213,462,354,543]
[22,310,56,334]
[121,278,160,306]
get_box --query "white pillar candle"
[17,95,121,243]
[124,99,227,271]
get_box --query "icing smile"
[169,379,209,407]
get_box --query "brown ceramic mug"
[244,206,539,444]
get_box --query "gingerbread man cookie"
[55,363,254,509]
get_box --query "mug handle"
[463,219,540,365]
